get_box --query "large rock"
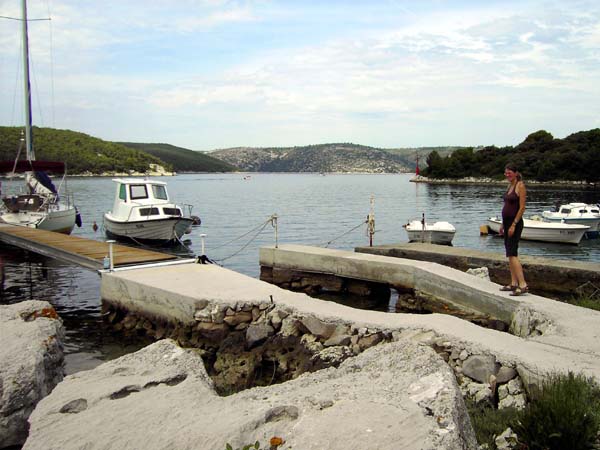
[24,339,477,450]
[0,301,65,448]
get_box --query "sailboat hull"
[0,206,76,234]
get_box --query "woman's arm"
[508,182,526,237]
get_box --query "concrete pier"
[100,249,600,377]
[355,242,600,297]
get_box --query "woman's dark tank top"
[502,188,520,221]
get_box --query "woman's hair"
[505,163,523,182]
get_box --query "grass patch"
[566,295,600,312]
[466,399,521,448]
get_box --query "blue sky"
[1,0,599,150]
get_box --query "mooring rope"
[211,219,272,263]
[320,219,368,248]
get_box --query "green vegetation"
[422,129,600,183]
[0,126,169,174]
[120,142,237,173]
[467,371,600,450]
[515,372,600,450]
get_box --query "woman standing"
[499,163,528,296]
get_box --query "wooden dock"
[0,224,179,270]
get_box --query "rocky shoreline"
[411,174,599,189]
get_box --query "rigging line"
[320,220,368,248]
[0,16,51,21]
[45,0,55,127]
[29,50,45,127]
[208,218,274,252]
[213,220,271,263]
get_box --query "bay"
[1,173,599,373]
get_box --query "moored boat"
[0,0,78,234]
[404,217,456,245]
[487,217,589,245]
[103,178,196,246]
[541,203,600,238]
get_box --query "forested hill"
[0,127,168,175]
[119,142,236,173]
[422,129,600,183]
[211,143,417,173]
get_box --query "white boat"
[487,217,589,245]
[103,178,196,245]
[0,0,78,234]
[405,218,456,245]
[542,203,600,238]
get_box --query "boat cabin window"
[139,207,160,216]
[560,208,571,214]
[130,184,148,200]
[119,184,127,201]
[163,207,181,216]
[152,185,168,200]
[591,209,599,214]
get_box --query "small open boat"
[404,215,456,245]
[541,203,600,238]
[103,178,197,246]
[487,217,589,245]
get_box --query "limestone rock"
[510,307,552,338]
[24,339,478,450]
[299,316,337,340]
[495,366,517,384]
[495,427,519,450]
[223,311,253,326]
[462,354,499,384]
[246,323,275,348]
[279,316,301,337]
[0,301,65,448]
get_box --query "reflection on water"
[1,173,599,373]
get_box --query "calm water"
[1,173,599,372]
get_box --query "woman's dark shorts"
[503,218,523,257]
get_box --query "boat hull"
[405,221,456,245]
[487,217,588,245]
[0,206,76,234]
[103,215,193,245]
[541,216,600,238]
[406,230,455,245]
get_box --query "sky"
[1,0,599,151]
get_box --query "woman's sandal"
[499,285,516,292]
[510,286,529,296]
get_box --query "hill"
[119,142,236,173]
[0,126,169,175]
[211,143,416,173]
[422,129,600,183]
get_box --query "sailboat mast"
[21,0,35,161]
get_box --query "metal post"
[271,214,278,248]
[107,240,116,271]
[200,233,207,255]
[368,195,375,247]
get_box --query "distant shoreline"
[410,175,599,189]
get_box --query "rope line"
[320,220,367,248]
[212,220,272,263]
[209,218,274,252]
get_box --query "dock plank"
[0,224,178,269]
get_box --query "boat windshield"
[152,185,168,200]
[130,184,148,200]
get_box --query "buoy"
[479,224,489,235]
[92,221,99,232]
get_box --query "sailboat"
[0,0,78,234]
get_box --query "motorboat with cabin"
[541,203,600,238]
[487,217,589,245]
[404,214,456,245]
[103,178,196,245]
[0,0,78,234]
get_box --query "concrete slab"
[355,242,600,296]
[101,250,600,378]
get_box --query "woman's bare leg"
[508,256,526,288]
